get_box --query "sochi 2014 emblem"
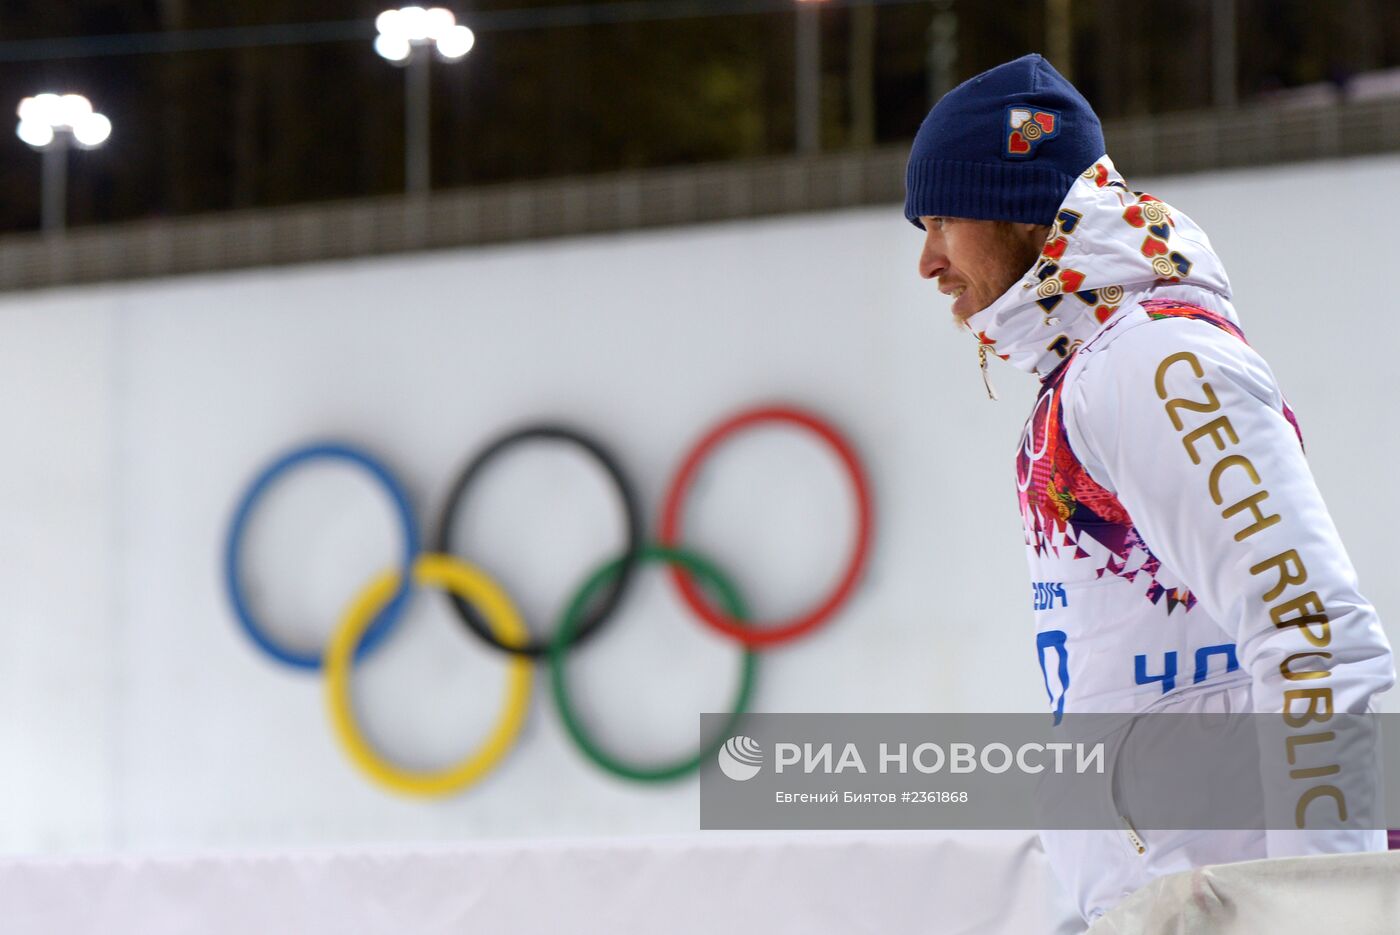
[1004,106,1060,160]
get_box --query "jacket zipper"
[1111,716,1148,856]
[1120,814,1147,855]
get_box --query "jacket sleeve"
[1063,314,1394,858]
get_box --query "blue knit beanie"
[904,53,1104,230]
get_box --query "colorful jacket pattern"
[962,156,1394,870]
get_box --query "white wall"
[2,154,1397,855]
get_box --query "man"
[905,54,1395,924]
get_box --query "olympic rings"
[224,442,420,670]
[223,403,873,794]
[434,424,643,659]
[549,544,758,782]
[1015,391,1055,494]
[325,553,533,797]
[658,405,874,646]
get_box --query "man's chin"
[954,298,990,327]
[950,313,982,335]
[951,292,977,320]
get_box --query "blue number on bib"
[1036,630,1071,725]
[1135,652,1178,694]
[1193,643,1239,684]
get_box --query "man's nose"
[918,229,947,280]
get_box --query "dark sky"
[0,0,1395,233]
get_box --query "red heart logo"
[1093,165,1109,187]
[1095,305,1115,323]
[1058,269,1085,292]
[1122,204,1145,228]
[1008,132,1030,154]
[1042,238,1067,260]
[1140,236,1169,258]
[1034,112,1056,133]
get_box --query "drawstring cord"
[973,312,1062,402]
[977,343,999,401]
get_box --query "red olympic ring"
[658,405,874,647]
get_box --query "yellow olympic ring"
[324,553,533,798]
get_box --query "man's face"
[917,217,1050,323]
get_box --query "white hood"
[963,154,1236,384]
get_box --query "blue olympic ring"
[223,442,420,670]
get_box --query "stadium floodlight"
[434,24,475,60]
[374,6,476,193]
[15,92,111,233]
[795,0,830,155]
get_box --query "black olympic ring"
[433,424,644,658]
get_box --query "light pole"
[795,0,828,155]
[16,93,111,234]
[926,0,957,108]
[1044,0,1073,83]
[374,6,475,196]
[1212,0,1237,109]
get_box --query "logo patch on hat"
[1004,106,1061,160]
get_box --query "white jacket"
[962,155,1395,922]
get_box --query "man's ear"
[1021,222,1053,246]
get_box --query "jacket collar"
[961,155,1235,389]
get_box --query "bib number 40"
[1134,643,1239,694]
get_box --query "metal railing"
[2,94,1399,293]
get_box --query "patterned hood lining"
[962,154,1236,379]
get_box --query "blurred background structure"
[2,0,1400,244]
